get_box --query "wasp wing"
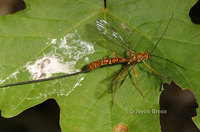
[96,19,135,51]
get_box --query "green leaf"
[0,0,199,131]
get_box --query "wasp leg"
[143,61,168,79]
[106,52,122,59]
[111,65,130,108]
[118,67,132,88]
[133,68,144,97]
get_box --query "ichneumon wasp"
[87,14,185,105]
[0,14,185,106]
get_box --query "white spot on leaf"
[26,55,77,79]
[27,30,94,80]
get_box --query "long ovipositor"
[87,58,129,71]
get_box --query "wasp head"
[144,52,150,60]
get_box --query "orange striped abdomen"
[87,58,129,71]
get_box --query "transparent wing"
[96,19,134,51]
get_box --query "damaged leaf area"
[0,0,200,131]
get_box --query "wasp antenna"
[151,55,186,70]
[150,13,174,55]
